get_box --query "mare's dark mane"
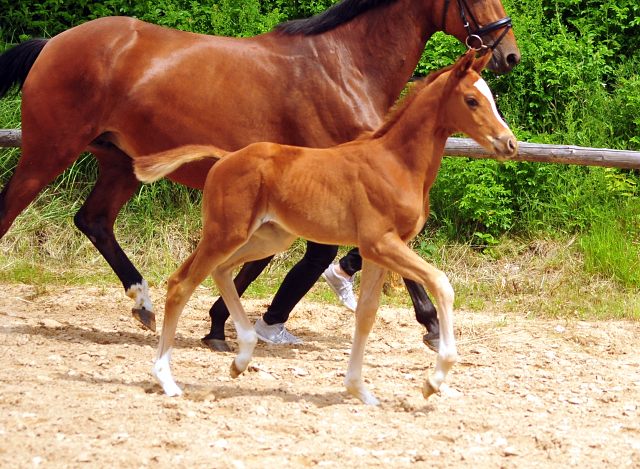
[371,63,457,139]
[275,0,401,36]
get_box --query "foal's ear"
[472,50,493,73]
[453,51,477,78]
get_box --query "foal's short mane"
[370,63,456,139]
[275,0,400,36]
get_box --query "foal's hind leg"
[154,241,234,396]
[344,260,386,405]
[74,147,155,330]
[211,224,297,377]
[203,255,274,352]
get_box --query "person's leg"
[261,242,339,326]
[339,248,362,276]
[321,248,359,311]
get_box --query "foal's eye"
[465,97,479,107]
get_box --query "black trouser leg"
[339,247,362,277]
[263,242,339,325]
[205,256,274,341]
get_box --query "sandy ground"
[0,282,639,469]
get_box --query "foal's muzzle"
[492,134,518,161]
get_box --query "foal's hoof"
[230,360,243,379]
[423,332,439,352]
[132,307,156,332]
[201,336,233,353]
[422,378,439,399]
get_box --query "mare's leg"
[203,256,274,351]
[344,260,386,405]
[404,279,440,351]
[360,235,457,398]
[73,147,156,330]
[0,125,90,244]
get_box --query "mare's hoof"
[132,307,156,332]
[423,332,439,352]
[230,360,243,379]
[422,379,439,399]
[201,336,233,353]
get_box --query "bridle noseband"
[442,0,512,51]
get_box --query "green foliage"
[580,200,640,288]
[0,0,292,41]
[410,0,640,246]
[430,158,515,241]
[490,0,640,149]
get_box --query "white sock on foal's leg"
[153,347,182,396]
[230,321,258,378]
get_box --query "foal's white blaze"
[473,78,509,130]
[126,280,156,312]
[153,347,182,396]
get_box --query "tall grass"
[579,200,640,288]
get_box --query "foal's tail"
[0,39,49,98]
[134,145,229,183]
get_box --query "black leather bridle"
[442,0,513,51]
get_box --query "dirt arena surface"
[0,282,639,468]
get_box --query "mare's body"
[134,52,518,404]
[0,0,519,336]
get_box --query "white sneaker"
[321,263,357,312]
[254,318,302,345]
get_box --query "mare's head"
[436,0,520,73]
[439,51,517,161]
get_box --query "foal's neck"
[378,78,452,178]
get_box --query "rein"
[442,0,512,51]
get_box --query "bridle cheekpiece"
[442,0,512,51]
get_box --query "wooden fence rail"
[443,137,640,169]
[2,130,640,169]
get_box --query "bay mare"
[134,52,518,404]
[0,0,519,342]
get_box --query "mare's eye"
[465,97,479,107]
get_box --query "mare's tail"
[0,39,49,98]
[134,145,229,183]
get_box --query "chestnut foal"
[135,52,517,404]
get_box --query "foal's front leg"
[361,235,457,399]
[344,260,387,405]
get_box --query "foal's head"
[441,51,517,161]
